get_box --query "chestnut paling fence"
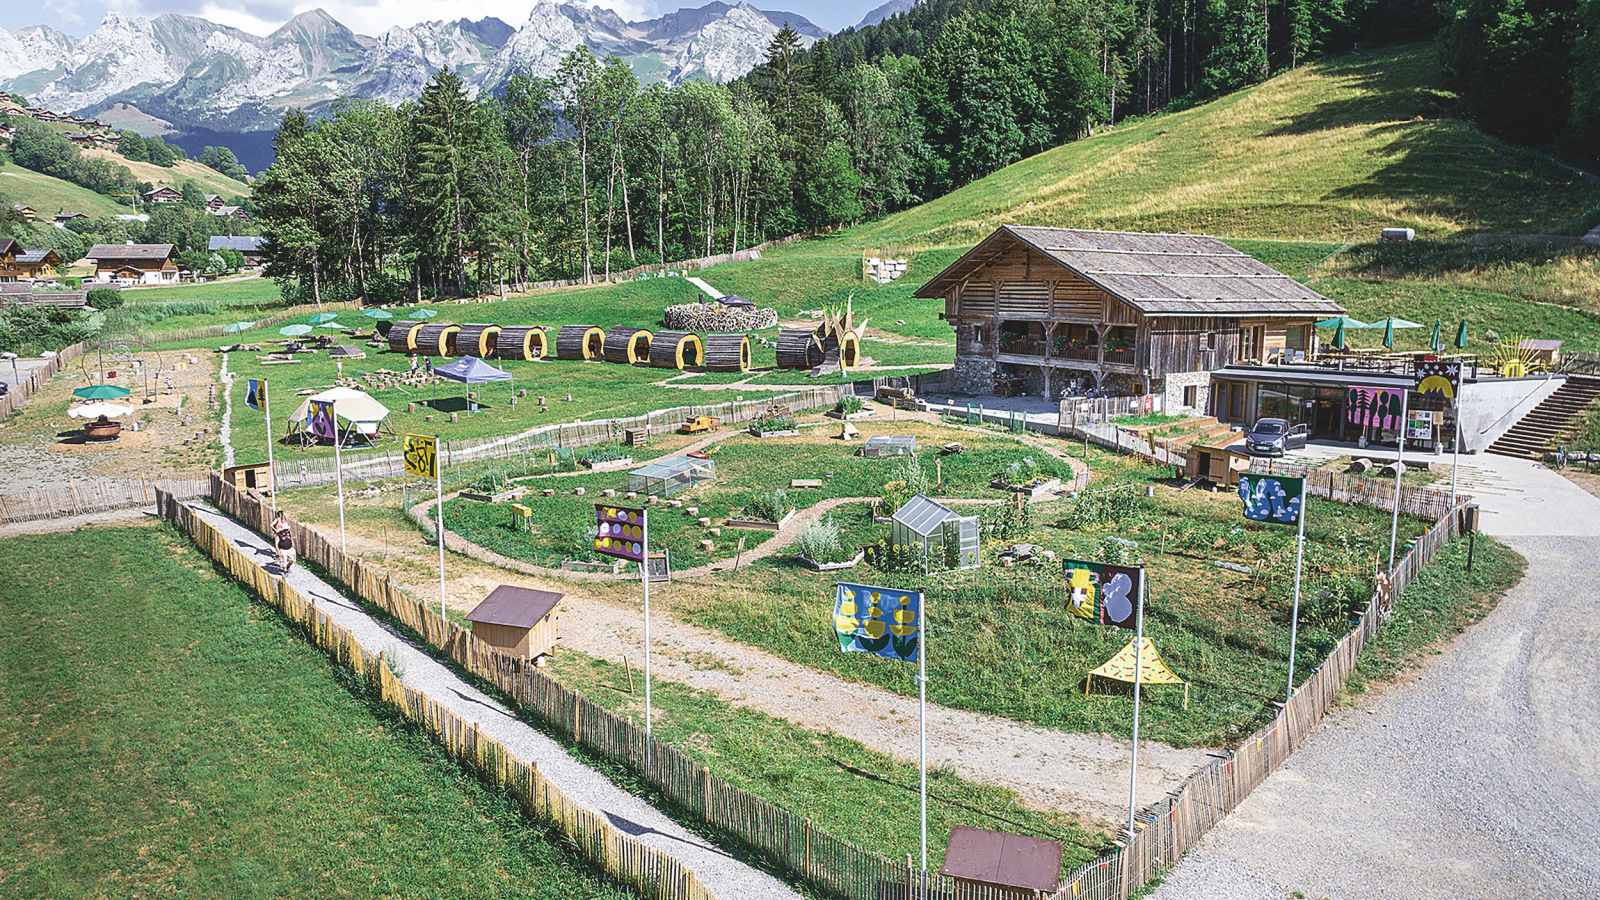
[192,470,1469,900]
[157,487,713,900]
[142,299,363,346]
[0,341,85,420]
[0,473,209,524]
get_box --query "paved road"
[1151,454,1600,900]
[0,356,52,392]
[187,503,802,900]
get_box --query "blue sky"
[26,0,872,40]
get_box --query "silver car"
[1245,418,1308,456]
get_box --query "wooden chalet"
[9,249,62,280]
[204,194,224,211]
[11,204,36,221]
[53,211,87,226]
[915,225,1345,408]
[87,243,182,284]
[143,186,183,204]
[208,235,266,266]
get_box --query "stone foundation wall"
[954,355,996,395]
[1163,370,1213,413]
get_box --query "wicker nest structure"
[495,326,547,361]
[663,302,777,332]
[556,325,605,360]
[648,331,703,368]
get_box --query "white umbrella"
[70,402,133,419]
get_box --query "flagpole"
[1450,389,1461,508]
[918,587,928,900]
[1127,564,1146,843]
[1388,388,1410,573]
[643,508,653,769]
[1286,491,1307,704]
[263,379,276,514]
[333,413,346,555]
[436,434,446,630]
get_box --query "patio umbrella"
[72,384,130,400]
[69,401,132,418]
[362,309,394,320]
[409,308,438,319]
[316,321,347,329]
[1316,315,1369,329]
[1382,318,1395,349]
[1332,320,1348,351]
[223,321,256,333]
[280,324,314,336]
[1430,319,1442,352]
[307,312,341,324]
[1455,319,1470,349]
[1365,316,1422,331]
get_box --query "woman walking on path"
[271,510,295,573]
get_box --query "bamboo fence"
[0,473,209,524]
[157,488,713,900]
[0,341,85,420]
[141,299,363,346]
[200,470,1463,900]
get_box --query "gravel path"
[186,502,802,900]
[1150,457,1600,900]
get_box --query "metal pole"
[1388,388,1410,573]
[1450,392,1460,508]
[918,587,928,900]
[643,507,652,768]
[436,435,446,629]
[333,418,346,554]
[1286,490,1307,704]
[263,379,277,514]
[1127,564,1146,842]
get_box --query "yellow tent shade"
[1086,636,1189,709]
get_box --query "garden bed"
[825,409,876,421]
[727,508,796,531]
[797,549,865,570]
[991,476,1062,500]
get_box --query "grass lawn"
[0,525,631,900]
[80,147,251,198]
[109,280,296,334]
[1311,277,1600,351]
[550,651,1114,879]
[0,167,126,218]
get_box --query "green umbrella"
[1365,316,1423,330]
[1332,320,1348,350]
[1382,318,1395,349]
[223,321,256,333]
[307,312,341,324]
[1455,319,1470,349]
[1316,315,1369,329]
[1430,319,1442,352]
[73,384,131,400]
[409,308,438,319]
[362,309,394,320]
[280,324,314,336]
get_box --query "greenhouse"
[863,435,917,458]
[628,455,717,498]
[891,494,981,573]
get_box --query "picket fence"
[142,299,363,346]
[1244,458,1461,522]
[0,341,85,420]
[0,473,210,524]
[271,387,845,490]
[158,487,714,900]
[203,473,1045,900]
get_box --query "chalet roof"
[916,225,1344,318]
[16,249,60,264]
[209,235,265,252]
[143,186,181,197]
[466,585,563,629]
[88,243,176,261]
[0,238,18,256]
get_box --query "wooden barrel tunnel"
[703,333,751,372]
[413,323,460,357]
[647,331,703,369]
[387,320,426,354]
[776,328,824,369]
[454,323,502,358]
[556,325,605,360]
[603,326,654,364]
[494,326,547,361]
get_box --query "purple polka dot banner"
[594,504,646,562]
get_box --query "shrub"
[746,487,791,522]
[834,395,865,415]
[795,516,855,563]
[1003,456,1040,485]
[752,412,797,433]
[87,288,123,311]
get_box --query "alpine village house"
[916,225,1345,414]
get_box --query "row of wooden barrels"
[384,321,753,371]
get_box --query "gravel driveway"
[1150,456,1600,900]
[186,502,802,900]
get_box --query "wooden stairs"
[1486,376,1600,459]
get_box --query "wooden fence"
[0,341,85,420]
[512,230,827,292]
[204,474,1041,900]
[0,473,210,524]
[158,488,714,900]
[1244,458,1461,521]
[142,299,363,346]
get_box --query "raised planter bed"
[797,549,865,571]
[824,409,876,421]
[749,428,800,438]
[990,477,1062,500]
[562,558,626,574]
[726,508,796,531]
[580,456,634,472]
[461,491,496,503]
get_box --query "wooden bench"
[790,479,823,489]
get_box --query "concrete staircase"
[1487,376,1600,458]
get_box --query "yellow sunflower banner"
[833,583,920,662]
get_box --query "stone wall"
[1164,370,1213,413]
[954,355,996,395]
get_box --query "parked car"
[1244,418,1308,456]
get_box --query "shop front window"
[1257,383,1293,422]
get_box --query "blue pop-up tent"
[434,355,513,412]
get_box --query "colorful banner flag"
[1061,560,1142,630]
[403,433,438,479]
[246,378,265,411]
[1347,387,1403,429]
[595,505,646,562]
[834,583,920,661]
[1239,474,1304,524]
[308,398,338,441]
[1413,359,1461,399]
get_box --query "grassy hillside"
[842,44,1600,247]
[0,166,125,218]
[81,147,251,198]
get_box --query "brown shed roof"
[466,585,563,629]
[916,225,1344,318]
[938,826,1063,892]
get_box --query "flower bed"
[797,549,865,570]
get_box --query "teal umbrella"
[409,308,438,319]
[307,312,341,324]
[362,309,394,320]
[1382,318,1395,349]
[1430,319,1442,352]
[73,384,131,400]
[280,324,314,336]
[1332,320,1348,350]
[223,321,256,333]
[1455,319,1470,349]
[1365,316,1422,330]
[1316,315,1369,329]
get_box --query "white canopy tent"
[286,387,395,448]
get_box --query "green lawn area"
[109,279,296,333]
[1312,277,1600,351]
[0,525,631,900]
[0,167,126,218]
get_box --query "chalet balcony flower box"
[726,508,796,531]
[797,549,865,571]
[990,476,1062,500]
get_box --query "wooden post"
[701,766,712,819]
[804,818,812,879]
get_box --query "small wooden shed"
[387,319,426,354]
[938,826,1063,898]
[556,325,605,360]
[1184,436,1251,486]
[704,333,751,371]
[648,331,703,368]
[495,325,547,361]
[465,585,563,661]
[604,326,653,364]
[414,323,460,357]
[222,461,273,493]
[455,323,502,358]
